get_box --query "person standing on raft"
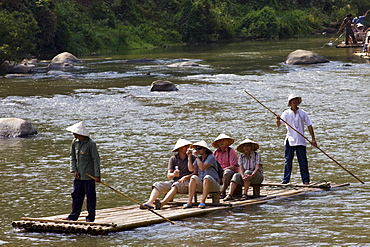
[276,95,317,185]
[63,121,101,222]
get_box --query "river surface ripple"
[1,37,370,246]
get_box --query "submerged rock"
[150,80,178,91]
[167,61,200,67]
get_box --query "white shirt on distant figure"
[279,108,312,146]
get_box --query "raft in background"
[353,51,370,59]
[12,182,349,235]
[336,42,364,48]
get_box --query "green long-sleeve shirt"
[70,137,101,180]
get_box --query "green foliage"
[238,7,322,40]
[278,10,321,38]
[239,7,281,40]
[2,0,370,61]
[0,10,38,64]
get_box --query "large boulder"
[47,52,80,70]
[285,49,330,65]
[50,52,80,64]
[150,80,179,91]
[0,118,37,137]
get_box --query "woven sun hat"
[287,94,302,106]
[192,140,212,153]
[236,138,260,153]
[212,133,235,148]
[66,121,90,137]
[172,138,192,152]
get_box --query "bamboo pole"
[244,90,365,184]
[86,174,176,225]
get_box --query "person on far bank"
[276,95,317,185]
[224,138,263,201]
[183,141,220,209]
[63,121,101,222]
[212,133,238,199]
[339,14,357,45]
[140,139,195,210]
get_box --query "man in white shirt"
[276,95,317,185]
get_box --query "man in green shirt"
[63,121,101,222]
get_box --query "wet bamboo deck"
[12,182,349,235]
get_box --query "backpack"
[213,160,224,185]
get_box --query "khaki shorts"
[172,180,190,194]
[231,171,264,185]
[152,181,173,194]
[191,175,220,193]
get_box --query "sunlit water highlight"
[1,37,370,246]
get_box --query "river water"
[1,36,370,246]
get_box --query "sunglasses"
[195,147,203,150]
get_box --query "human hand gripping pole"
[244,90,365,184]
[86,173,176,224]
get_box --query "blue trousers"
[283,140,310,184]
[68,179,96,222]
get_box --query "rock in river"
[150,80,179,91]
[0,118,37,137]
[285,49,329,65]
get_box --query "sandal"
[239,194,248,201]
[223,195,233,201]
[198,203,206,209]
[182,203,192,209]
[139,203,154,210]
[220,193,226,199]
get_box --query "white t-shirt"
[280,108,312,146]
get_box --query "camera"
[188,148,194,152]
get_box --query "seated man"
[140,139,194,209]
[224,138,264,201]
[212,134,238,199]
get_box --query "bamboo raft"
[353,51,370,59]
[12,181,349,235]
[336,42,364,48]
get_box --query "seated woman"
[224,138,263,201]
[183,140,220,209]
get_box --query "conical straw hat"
[236,138,260,153]
[66,121,90,137]
[212,133,235,148]
[192,140,212,153]
[172,138,192,152]
[287,94,302,106]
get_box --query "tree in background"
[0,10,38,66]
